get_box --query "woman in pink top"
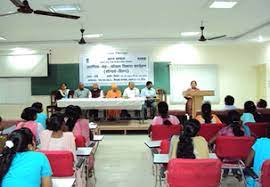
[40,113,76,160]
[16,107,44,143]
[151,102,180,126]
[209,110,245,181]
[65,105,94,177]
[65,105,90,146]
[209,110,245,145]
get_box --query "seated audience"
[65,106,94,174]
[65,105,90,145]
[0,117,16,135]
[74,82,91,98]
[169,119,209,159]
[141,81,157,119]
[89,83,104,120]
[245,124,270,187]
[195,102,222,124]
[209,110,246,180]
[0,116,6,150]
[16,107,44,143]
[32,102,47,129]
[55,82,71,100]
[241,101,256,125]
[256,99,267,109]
[151,101,180,126]
[224,95,237,110]
[242,100,264,123]
[209,110,246,145]
[0,116,3,131]
[106,83,122,120]
[0,128,52,187]
[40,113,76,160]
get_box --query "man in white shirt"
[123,82,140,98]
[121,82,140,118]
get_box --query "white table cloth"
[57,98,145,110]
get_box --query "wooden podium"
[183,90,215,117]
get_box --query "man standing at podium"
[184,80,199,116]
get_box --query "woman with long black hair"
[169,119,209,159]
[0,128,52,187]
[209,110,246,180]
[65,105,90,145]
[195,102,222,124]
[209,110,245,145]
[151,101,180,126]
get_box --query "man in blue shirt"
[141,81,157,119]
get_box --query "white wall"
[0,41,267,119]
[260,42,270,102]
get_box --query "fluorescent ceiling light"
[10,48,36,55]
[0,37,7,41]
[181,32,200,37]
[257,35,264,43]
[48,4,81,13]
[84,34,103,38]
[210,1,237,8]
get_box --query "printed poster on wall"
[80,51,149,86]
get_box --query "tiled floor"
[94,135,155,187]
[90,135,245,187]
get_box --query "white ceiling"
[0,0,270,43]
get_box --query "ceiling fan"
[78,28,86,44]
[0,0,80,19]
[198,22,226,42]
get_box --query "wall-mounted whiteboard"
[0,78,31,104]
[170,64,219,104]
[0,54,48,77]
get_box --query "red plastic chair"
[198,124,225,142]
[215,136,255,182]
[75,135,86,147]
[245,122,268,138]
[261,160,270,187]
[215,136,255,160]
[151,125,182,141]
[160,139,170,154]
[167,158,222,187]
[39,150,74,177]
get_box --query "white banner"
[80,51,149,86]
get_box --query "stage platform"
[97,120,151,135]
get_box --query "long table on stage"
[57,98,145,110]
[57,98,146,122]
